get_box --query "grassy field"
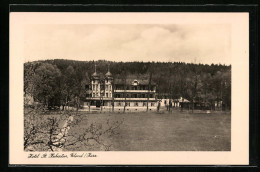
[68,110,231,151]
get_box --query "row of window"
[88,92,155,98]
[114,85,155,91]
[116,102,155,107]
[115,94,155,98]
[86,85,155,91]
[86,84,112,90]
[92,93,112,97]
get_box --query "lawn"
[68,110,231,151]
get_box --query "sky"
[24,24,231,64]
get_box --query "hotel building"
[84,65,158,112]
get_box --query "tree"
[185,73,202,113]
[24,105,124,151]
[73,64,88,111]
[112,80,115,112]
[60,65,77,110]
[32,63,61,108]
[146,72,153,112]
[24,63,37,95]
[221,70,231,110]
[122,69,128,113]
[211,71,223,110]
[200,73,213,110]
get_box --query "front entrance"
[96,100,101,107]
[89,100,105,107]
[90,100,101,107]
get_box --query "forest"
[24,59,231,110]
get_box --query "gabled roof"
[114,74,156,85]
[173,97,190,102]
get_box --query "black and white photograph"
[9,12,249,165]
[23,24,231,152]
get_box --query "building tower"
[105,64,113,98]
[91,64,100,97]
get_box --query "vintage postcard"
[9,12,249,165]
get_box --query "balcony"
[86,97,113,100]
[114,90,155,93]
[114,98,156,101]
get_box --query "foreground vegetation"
[24,107,124,151]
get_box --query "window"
[106,93,108,97]
[143,102,147,106]
[118,102,121,106]
[134,102,138,106]
[151,102,155,106]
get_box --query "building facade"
[84,65,158,112]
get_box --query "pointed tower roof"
[105,64,113,77]
[92,64,99,78]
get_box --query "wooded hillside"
[24,59,231,110]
